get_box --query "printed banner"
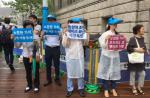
[13,28,33,42]
[108,35,126,50]
[67,23,87,39]
[43,22,61,35]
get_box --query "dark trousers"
[23,57,40,88]
[0,43,2,52]
[45,45,60,81]
[102,80,117,90]
[1,41,14,66]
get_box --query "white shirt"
[44,35,60,47]
[15,42,33,58]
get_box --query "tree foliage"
[2,0,55,17]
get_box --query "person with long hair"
[97,17,123,97]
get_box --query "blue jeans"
[102,80,117,90]
[67,78,84,91]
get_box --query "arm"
[83,31,89,46]
[134,48,145,53]
[127,38,135,53]
[34,25,41,35]
[99,32,110,49]
[62,31,70,48]
[127,38,145,53]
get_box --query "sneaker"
[24,86,32,93]
[34,88,39,93]
[66,91,73,97]
[78,89,86,97]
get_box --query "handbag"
[62,33,70,48]
[128,37,144,63]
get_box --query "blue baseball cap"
[107,17,123,25]
[47,14,56,20]
[70,17,82,23]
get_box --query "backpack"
[0,25,12,44]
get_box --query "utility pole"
[42,0,48,23]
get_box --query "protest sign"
[108,35,126,50]
[67,23,87,39]
[13,28,33,42]
[43,22,61,35]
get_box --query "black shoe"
[24,86,32,93]
[43,80,52,87]
[9,65,15,72]
[66,91,73,97]
[34,87,39,93]
[79,89,86,97]
[55,79,62,86]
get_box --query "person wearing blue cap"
[70,17,82,23]
[47,14,57,21]
[43,14,62,87]
[97,17,123,97]
[62,17,89,97]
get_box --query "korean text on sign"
[43,22,61,35]
[108,35,126,51]
[13,28,33,42]
[68,23,87,39]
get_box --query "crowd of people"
[0,15,147,97]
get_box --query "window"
[51,0,55,6]
[58,0,62,9]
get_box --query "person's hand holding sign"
[62,28,68,36]
[105,35,111,43]
[84,31,89,46]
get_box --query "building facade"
[53,0,150,48]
